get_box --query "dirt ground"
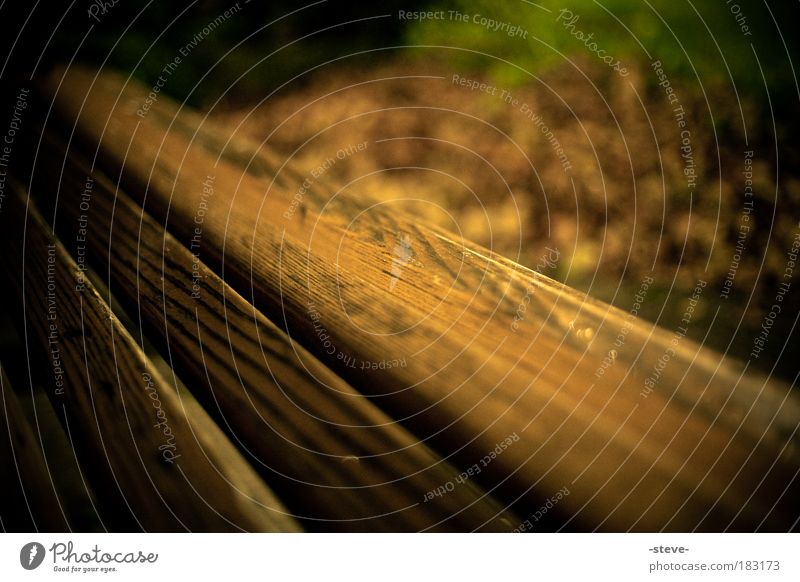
[213,55,800,379]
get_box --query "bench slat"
[0,364,71,531]
[0,182,300,532]
[41,67,800,531]
[36,134,515,531]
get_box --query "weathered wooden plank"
[0,363,71,531]
[32,133,516,532]
[0,180,300,532]
[42,67,800,531]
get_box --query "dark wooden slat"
[0,181,300,532]
[36,134,516,532]
[41,67,800,531]
[0,364,70,531]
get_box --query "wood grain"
[33,132,517,532]
[40,66,800,531]
[0,180,300,532]
[0,364,71,531]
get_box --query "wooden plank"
[0,180,300,532]
[0,363,70,531]
[42,66,800,531]
[33,133,516,532]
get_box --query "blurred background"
[2,0,799,381]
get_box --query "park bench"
[1,66,797,532]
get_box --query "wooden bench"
[0,66,797,532]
